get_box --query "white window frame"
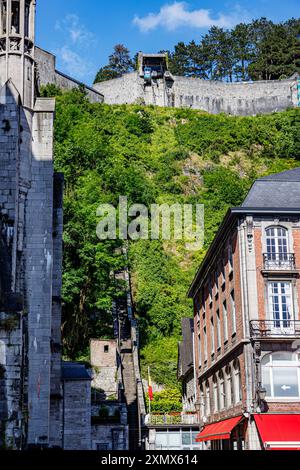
[210,317,215,355]
[228,243,233,274]
[205,381,211,416]
[266,226,289,257]
[198,333,202,368]
[267,281,294,331]
[223,301,228,342]
[204,326,207,361]
[218,371,225,410]
[230,290,237,335]
[262,352,300,399]
[213,376,218,412]
[226,367,233,408]
[216,309,221,349]
[233,361,242,404]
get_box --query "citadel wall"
[35,47,104,104]
[94,72,299,116]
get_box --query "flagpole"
[148,366,151,416]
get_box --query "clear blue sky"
[36,0,300,85]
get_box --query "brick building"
[189,168,300,450]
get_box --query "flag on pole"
[148,367,153,402]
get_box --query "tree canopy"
[94,18,300,84]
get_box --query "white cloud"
[56,46,90,79]
[55,14,95,45]
[133,2,248,32]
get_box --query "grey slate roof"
[62,362,92,381]
[242,168,300,208]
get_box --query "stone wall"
[35,47,104,104]
[63,380,91,450]
[92,423,129,450]
[90,339,118,398]
[94,72,299,116]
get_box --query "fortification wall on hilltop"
[94,72,299,116]
[35,47,104,103]
[173,76,298,115]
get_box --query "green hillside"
[48,86,300,388]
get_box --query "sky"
[37,0,300,86]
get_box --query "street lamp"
[256,384,267,412]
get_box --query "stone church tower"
[0,0,64,449]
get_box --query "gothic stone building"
[189,168,300,450]
[0,0,93,449]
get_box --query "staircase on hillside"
[115,297,141,451]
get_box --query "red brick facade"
[190,210,300,450]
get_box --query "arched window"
[218,370,225,410]
[262,352,300,398]
[225,366,233,408]
[233,360,242,404]
[266,226,289,261]
[213,375,218,413]
[205,380,210,416]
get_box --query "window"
[205,381,210,416]
[214,269,219,296]
[225,366,233,408]
[228,243,233,273]
[220,262,225,287]
[208,280,213,305]
[198,333,202,367]
[204,327,207,361]
[230,290,237,335]
[210,317,215,354]
[213,375,218,412]
[104,345,109,353]
[11,1,20,34]
[223,301,228,342]
[218,371,225,410]
[266,226,289,259]
[1,1,7,34]
[195,294,200,325]
[262,352,300,399]
[25,0,31,37]
[216,309,221,349]
[233,360,242,404]
[268,282,293,328]
[200,385,205,418]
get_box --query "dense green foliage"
[147,389,182,414]
[94,18,300,84]
[49,86,300,387]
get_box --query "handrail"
[263,252,295,270]
[250,319,300,338]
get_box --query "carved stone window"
[1,1,7,35]
[25,0,31,37]
[11,1,20,35]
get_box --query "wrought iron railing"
[250,320,300,338]
[148,413,198,426]
[263,253,295,270]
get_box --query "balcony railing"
[148,412,198,426]
[263,253,295,270]
[250,320,300,338]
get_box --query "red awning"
[254,414,300,450]
[196,416,243,442]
